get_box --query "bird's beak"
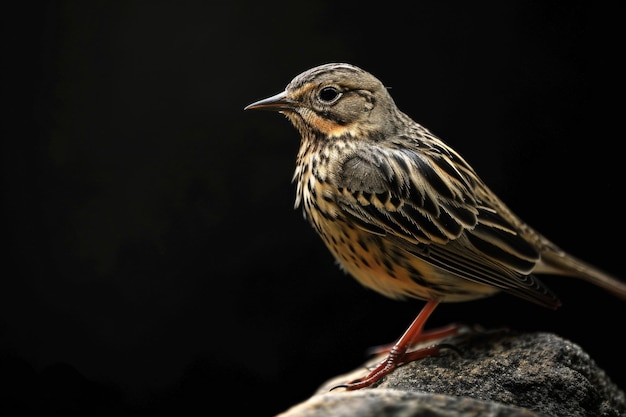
[244,91,297,111]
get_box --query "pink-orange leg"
[366,322,460,356]
[335,299,457,391]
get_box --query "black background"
[2,1,624,416]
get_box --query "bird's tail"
[537,247,626,301]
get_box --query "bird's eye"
[318,86,341,103]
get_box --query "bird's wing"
[334,144,560,307]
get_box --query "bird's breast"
[294,157,497,302]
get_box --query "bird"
[244,63,626,390]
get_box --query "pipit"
[245,63,626,390]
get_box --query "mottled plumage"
[245,63,626,389]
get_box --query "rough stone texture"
[277,329,626,417]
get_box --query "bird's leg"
[366,322,460,356]
[335,299,442,391]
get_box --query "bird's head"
[245,63,398,140]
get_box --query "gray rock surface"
[277,329,626,417]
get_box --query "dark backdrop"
[2,2,624,416]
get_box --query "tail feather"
[537,249,626,301]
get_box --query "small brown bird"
[244,63,626,390]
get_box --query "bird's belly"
[311,213,499,303]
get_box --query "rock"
[276,329,626,417]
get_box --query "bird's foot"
[331,344,443,391]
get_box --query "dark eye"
[318,86,341,103]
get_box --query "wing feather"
[335,143,558,307]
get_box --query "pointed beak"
[244,91,297,111]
